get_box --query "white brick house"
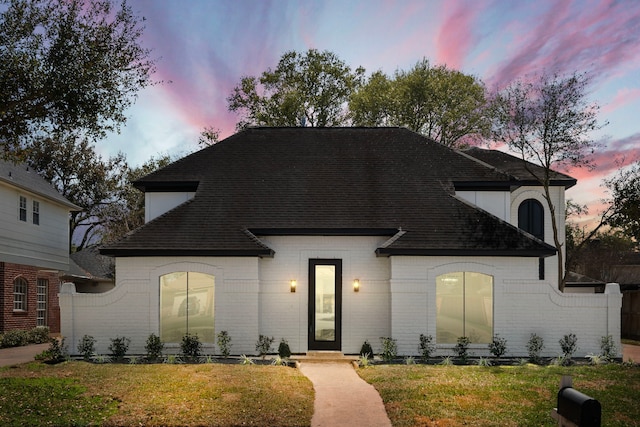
[59,128,621,357]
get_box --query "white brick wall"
[388,256,621,358]
[60,236,621,358]
[257,236,391,354]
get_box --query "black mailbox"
[557,386,601,427]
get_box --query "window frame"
[159,271,215,343]
[13,277,28,311]
[518,198,544,241]
[436,272,494,344]
[19,195,27,222]
[32,200,40,225]
[37,279,48,326]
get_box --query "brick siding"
[0,262,60,333]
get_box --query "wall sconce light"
[353,279,360,292]
[290,280,297,293]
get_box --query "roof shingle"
[102,127,560,257]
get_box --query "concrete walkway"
[299,362,392,427]
[0,343,49,367]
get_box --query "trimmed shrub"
[488,334,507,358]
[37,338,68,364]
[419,334,435,360]
[255,335,274,358]
[454,336,471,363]
[527,333,544,364]
[359,340,373,358]
[77,335,96,361]
[108,336,130,361]
[380,337,397,362]
[145,333,164,361]
[559,333,577,364]
[278,338,291,358]
[216,331,232,358]
[1,330,29,348]
[28,326,50,344]
[600,335,617,360]
[180,334,202,359]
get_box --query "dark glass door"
[308,259,342,350]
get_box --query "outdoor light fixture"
[353,279,360,292]
[290,280,297,293]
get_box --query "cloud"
[489,0,640,88]
[603,88,640,115]
[435,1,486,69]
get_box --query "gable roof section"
[0,159,81,210]
[102,127,557,258]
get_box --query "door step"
[292,351,358,364]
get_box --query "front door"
[308,259,342,351]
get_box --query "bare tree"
[491,71,606,291]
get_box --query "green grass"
[0,361,314,427]
[358,363,640,427]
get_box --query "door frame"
[308,259,342,351]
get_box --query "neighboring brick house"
[60,128,621,357]
[0,159,79,334]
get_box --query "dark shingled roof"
[102,127,559,258]
[461,147,577,189]
[0,159,80,209]
[67,247,115,281]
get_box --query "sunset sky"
[102,0,640,224]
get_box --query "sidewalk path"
[0,343,49,367]
[623,344,640,363]
[299,362,392,427]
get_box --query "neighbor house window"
[19,196,27,222]
[13,277,28,311]
[436,272,493,344]
[32,200,40,225]
[160,272,215,343]
[518,199,544,240]
[37,279,48,326]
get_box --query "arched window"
[13,277,28,311]
[160,272,215,343]
[518,199,544,240]
[436,272,493,344]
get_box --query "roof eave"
[99,248,275,258]
[375,248,557,257]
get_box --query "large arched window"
[518,199,544,240]
[436,272,493,344]
[160,272,215,343]
[13,277,28,311]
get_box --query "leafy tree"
[0,0,157,158]
[228,49,365,129]
[350,59,490,147]
[26,134,127,251]
[349,70,394,127]
[567,229,636,282]
[490,71,606,291]
[99,154,173,244]
[197,125,220,147]
[604,160,640,243]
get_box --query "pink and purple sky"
[103,0,640,225]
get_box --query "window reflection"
[160,272,215,343]
[436,272,493,344]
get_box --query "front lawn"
[358,363,640,426]
[0,362,314,427]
